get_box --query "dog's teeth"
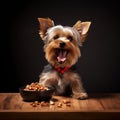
[59,50,63,58]
[63,51,67,57]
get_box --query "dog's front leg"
[70,74,88,99]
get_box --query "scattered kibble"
[41,101,49,107]
[29,98,71,108]
[30,102,39,107]
[34,101,40,105]
[62,99,71,107]
[66,103,71,107]
[50,100,55,105]
[57,102,62,107]
[32,103,37,107]
[62,99,71,104]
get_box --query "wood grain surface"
[0,93,120,120]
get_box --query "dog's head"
[38,18,91,68]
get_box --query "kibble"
[66,103,71,107]
[50,100,55,105]
[34,101,40,105]
[41,101,49,107]
[29,97,71,108]
[30,102,38,107]
[24,82,48,91]
[62,99,71,104]
[57,102,62,107]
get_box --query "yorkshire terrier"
[38,18,91,99]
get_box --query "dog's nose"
[59,42,65,48]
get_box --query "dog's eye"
[67,36,73,41]
[53,35,59,40]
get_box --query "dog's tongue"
[57,50,67,62]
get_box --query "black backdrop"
[1,0,120,93]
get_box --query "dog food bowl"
[19,84,55,102]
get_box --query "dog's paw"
[72,93,88,100]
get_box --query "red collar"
[54,67,70,74]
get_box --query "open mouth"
[56,49,68,64]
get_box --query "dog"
[38,18,91,99]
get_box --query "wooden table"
[0,93,120,120]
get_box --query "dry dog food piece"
[62,99,71,107]
[66,103,71,107]
[30,102,37,107]
[34,101,40,105]
[50,100,55,105]
[30,101,40,107]
[24,82,48,91]
[30,101,50,107]
[57,102,62,107]
[41,101,49,107]
[32,103,37,107]
[62,99,71,104]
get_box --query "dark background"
[1,0,120,93]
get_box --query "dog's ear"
[38,18,54,40]
[73,20,91,43]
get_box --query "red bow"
[54,67,70,74]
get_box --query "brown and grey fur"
[38,18,91,99]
